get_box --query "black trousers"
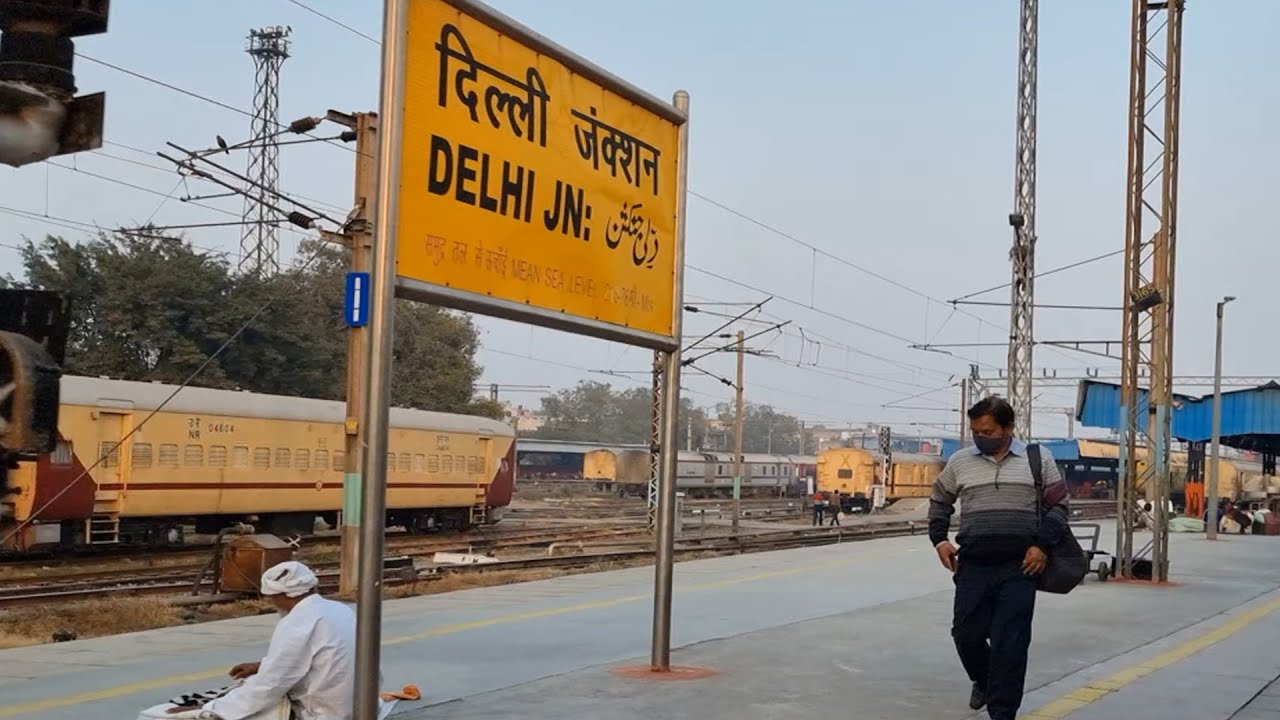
[952,560,1036,720]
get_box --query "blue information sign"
[344,272,370,327]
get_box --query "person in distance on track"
[928,397,1068,720]
[188,561,356,720]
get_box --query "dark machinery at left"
[0,0,109,167]
[1,289,70,500]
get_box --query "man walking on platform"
[928,397,1069,720]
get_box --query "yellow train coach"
[1,376,516,552]
[816,447,945,505]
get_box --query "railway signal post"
[354,1,691,713]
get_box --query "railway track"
[0,500,1119,609]
[0,521,918,608]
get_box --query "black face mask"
[973,434,1007,455]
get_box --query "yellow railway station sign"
[395,0,688,347]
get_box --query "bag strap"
[1027,442,1044,520]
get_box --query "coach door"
[94,410,133,493]
[89,409,132,544]
[472,436,493,525]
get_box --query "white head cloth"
[260,560,318,597]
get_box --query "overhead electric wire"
[76,53,356,155]
[0,204,231,257]
[950,248,1127,303]
[100,140,349,214]
[285,0,380,44]
[47,162,316,240]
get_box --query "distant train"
[1,376,516,553]
[816,448,945,510]
[582,449,817,498]
[813,439,1277,515]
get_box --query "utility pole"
[1007,0,1039,442]
[958,377,970,449]
[732,330,745,534]
[322,111,378,596]
[1208,296,1235,540]
[686,411,693,451]
[799,420,806,455]
[1118,0,1184,582]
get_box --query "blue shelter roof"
[1075,380,1280,454]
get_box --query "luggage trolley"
[1068,523,1112,582]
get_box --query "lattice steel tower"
[240,26,291,277]
[1007,0,1038,441]
[1117,0,1184,583]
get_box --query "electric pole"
[1118,0,1184,582]
[1007,0,1039,442]
[732,330,745,533]
[322,110,377,596]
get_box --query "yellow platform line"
[1021,595,1280,719]
[0,553,857,718]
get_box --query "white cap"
[260,560,318,597]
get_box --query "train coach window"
[159,444,179,468]
[295,449,310,471]
[233,446,249,468]
[314,449,329,470]
[399,453,411,473]
[837,469,853,480]
[456,456,466,474]
[332,450,345,471]
[183,445,204,467]
[209,446,227,468]
[442,455,454,473]
[413,454,425,473]
[132,443,153,469]
[275,448,291,469]
[428,454,440,473]
[253,447,271,470]
[386,452,396,473]
[467,456,480,474]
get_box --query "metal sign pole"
[650,90,690,672]
[354,0,407,718]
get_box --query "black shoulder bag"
[1027,443,1088,594]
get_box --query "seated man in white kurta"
[196,561,356,720]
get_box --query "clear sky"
[2,1,1276,439]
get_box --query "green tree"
[531,381,707,446]
[714,402,813,454]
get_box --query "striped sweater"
[928,440,1070,565]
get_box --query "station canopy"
[1075,380,1280,456]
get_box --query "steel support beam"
[647,350,662,533]
[1118,0,1184,582]
[1007,0,1039,441]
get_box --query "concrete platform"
[0,527,1277,719]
